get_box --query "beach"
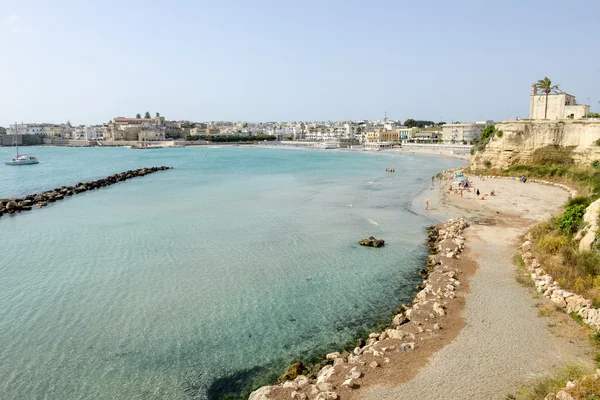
[259,171,597,400]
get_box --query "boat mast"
[15,122,18,156]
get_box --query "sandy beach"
[361,174,596,399]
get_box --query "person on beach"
[431,175,435,186]
[425,199,429,210]
[476,188,480,196]
[491,190,495,196]
[460,188,463,198]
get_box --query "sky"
[1,0,599,126]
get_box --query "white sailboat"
[5,123,39,165]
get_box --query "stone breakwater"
[520,239,600,332]
[0,166,172,217]
[249,218,469,400]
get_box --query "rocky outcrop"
[575,198,600,251]
[249,218,469,400]
[0,166,172,218]
[471,120,600,170]
[359,237,385,247]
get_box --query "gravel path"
[364,179,593,399]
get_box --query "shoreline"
[252,167,593,400]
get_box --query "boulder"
[342,378,360,389]
[316,365,335,384]
[359,236,385,247]
[556,391,574,400]
[6,200,19,210]
[316,382,334,392]
[348,367,362,379]
[315,392,338,400]
[433,302,445,316]
[248,386,273,400]
[280,361,306,382]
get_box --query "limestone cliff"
[471,120,600,170]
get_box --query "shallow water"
[0,146,463,399]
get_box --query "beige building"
[441,123,486,144]
[365,129,399,143]
[109,113,167,140]
[529,86,590,120]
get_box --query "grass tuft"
[515,364,588,400]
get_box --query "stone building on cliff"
[529,86,590,120]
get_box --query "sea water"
[0,146,464,399]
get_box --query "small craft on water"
[6,154,39,165]
[5,124,39,165]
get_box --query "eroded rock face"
[576,198,600,251]
[471,120,600,171]
[359,237,385,247]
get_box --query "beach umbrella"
[457,177,468,182]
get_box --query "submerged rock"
[359,236,385,247]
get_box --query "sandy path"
[364,177,594,399]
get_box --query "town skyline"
[2,0,600,126]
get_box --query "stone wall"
[471,120,600,170]
[0,134,43,146]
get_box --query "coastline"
[252,167,595,400]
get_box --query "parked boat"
[6,154,39,165]
[5,124,40,165]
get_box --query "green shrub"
[557,204,587,235]
[574,251,600,277]
[595,138,600,146]
[470,148,475,155]
[592,160,600,169]
[537,234,568,254]
[483,159,492,168]
[496,130,504,138]
[566,196,591,208]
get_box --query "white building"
[7,124,44,135]
[529,86,590,120]
[441,123,486,144]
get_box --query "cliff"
[471,120,600,170]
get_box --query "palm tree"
[534,77,560,119]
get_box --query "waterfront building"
[529,85,590,120]
[365,129,400,143]
[399,127,418,142]
[441,123,486,144]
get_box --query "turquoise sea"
[0,146,464,399]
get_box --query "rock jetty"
[359,237,385,247]
[0,166,172,217]
[250,218,469,400]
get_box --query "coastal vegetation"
[185,135,277,142]
[471,125,503,155]
[512,363,588,400]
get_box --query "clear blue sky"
[1,0,599,126]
